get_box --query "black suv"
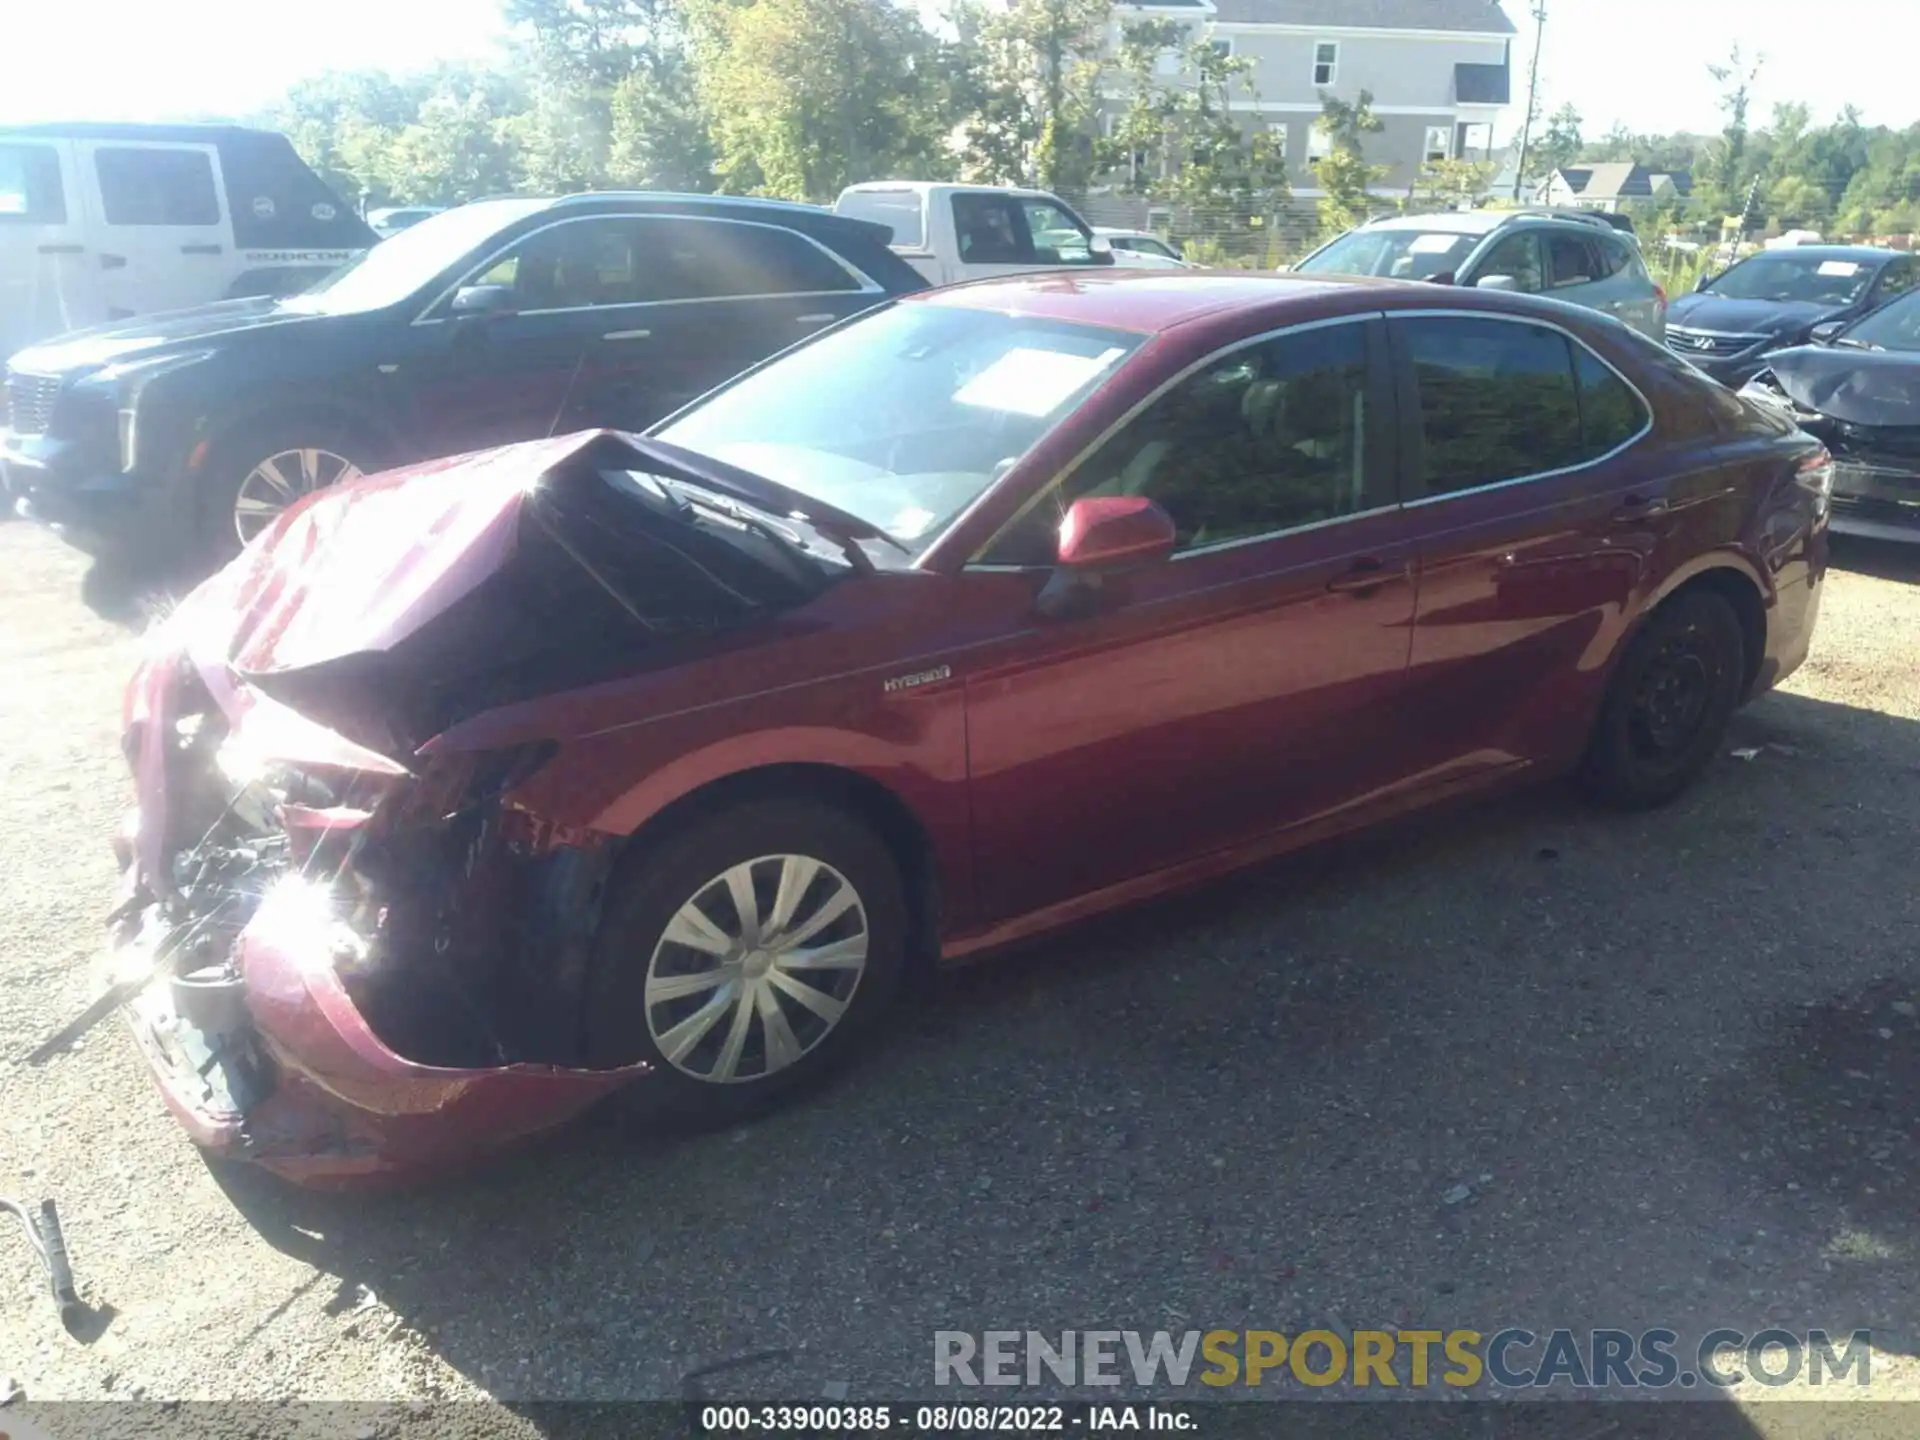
[1,192,927,566]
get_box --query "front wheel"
[199,420,376,564]
[586,798,910,1126]
[1576,588,1747,810]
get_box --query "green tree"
[1313,90,1386,237]
[953,0,1111,192]
[1697,44,1764,217]
[1104,19,1289,251]
[693,0,951,202]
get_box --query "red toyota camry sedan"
[116,271,1829,1186]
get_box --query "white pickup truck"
[834,182,1142,287]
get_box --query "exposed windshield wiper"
[629,437,912,560]
[658,479,874,578]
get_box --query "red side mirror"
[1056,496,1177,568]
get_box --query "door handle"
[1610,495,1669,524]
[99,253,127,270]
[37,243,83,255]
[1325,557,1405,595]
[796,313,835,325]
[602,329,652,342]
[181,243,222,255]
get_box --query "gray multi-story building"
[1091,0,1515,226]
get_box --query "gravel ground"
[2,521,1918,1433]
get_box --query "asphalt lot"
[1,519,1918,1432]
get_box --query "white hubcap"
[644,854,869,1084]
[233,447,361,544]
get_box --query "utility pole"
[1511,0,1547,202]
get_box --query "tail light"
[1654,283,1668,311]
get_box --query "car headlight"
[88,351,214,472]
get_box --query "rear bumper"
[115,859,643,1190]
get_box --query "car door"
[0,137,97,361]
[960,316,1420,924]
[1387,310,1668,784]
[570,215,884,431]
[79,141,232,320]
[397,215,623,456]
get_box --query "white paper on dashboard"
[954,347,1127,416]
[1817,261,1862,277]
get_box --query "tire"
[1576,587,1747,810]
[586,797,910,1127]
[198,418,377,566]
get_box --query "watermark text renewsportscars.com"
[934,1328,1873,1391]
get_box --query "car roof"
[1736,244,1900,263]
[1355,209,1624,238]
[0,120,287,143]
[908,269,1478,335]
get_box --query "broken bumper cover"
[116,871,642,1189]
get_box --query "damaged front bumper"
[112,618,647,1190]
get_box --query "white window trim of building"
[1424,126,1454,164]
[1268,121,1289,159]
[1307,126,1333,165]
[1208,36,1234,58]
[1312,40,1339,87]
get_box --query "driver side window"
[984,321,1382,564]
[468,218,648,311]
[1474,232,1545,294]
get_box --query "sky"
[0,0,1913,139]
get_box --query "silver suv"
[1292,210,1668,342]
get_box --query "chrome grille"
[3,371,60,436]
[1664,327,1765,359]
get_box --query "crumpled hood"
[8,297,328,377]
[1666,294,1844,339]
[1762,346,1920,428]
[167,429,876,757]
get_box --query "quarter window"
[1399,316,1644,497]
[1313,41,1339,87]
[987,321,1379,563]
[94,147,220,226]
[0,144,65,224]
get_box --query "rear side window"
[1572,344,1650,453]
[0,143,65,223]
[1400,316,1590,494]
[1593,236,1634,279]
[649,220,863,299]
[95,147,220,226]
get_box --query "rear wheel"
[586,798,909,1126]
[1577,588,1747,809]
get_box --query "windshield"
[1705,254,1879,306]
[1838,289,1920,352]
[1296,228,1479,280]
[278,199,545,315]
[655,302,1144,550]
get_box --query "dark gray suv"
[1292,210,1668,342]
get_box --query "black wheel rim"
[1628,623,1726,760]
